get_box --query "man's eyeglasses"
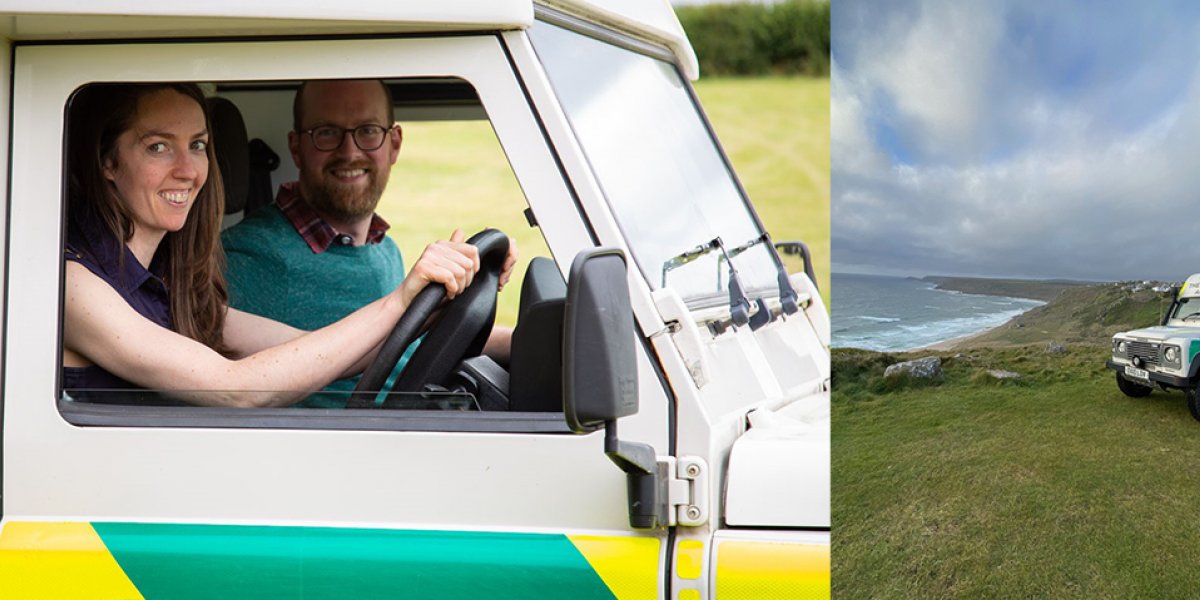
[299,124,392,152]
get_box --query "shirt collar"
[70,208,167,293]
[275,181,390,254]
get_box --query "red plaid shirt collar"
[275,181,390,254]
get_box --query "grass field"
[834,345,1200,597]
[376,76,829,325]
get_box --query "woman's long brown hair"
[67,83,230,354]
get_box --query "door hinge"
[660,455,709,527]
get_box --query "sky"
[832,1,1200,281]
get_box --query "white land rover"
[1108,273,1200,420]
[0,1,830,598]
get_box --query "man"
[222,79,514,407]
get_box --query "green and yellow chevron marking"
[715,539,829,600]
[0,521,143,599]
[567,534,660,600]
[0,521,660,599]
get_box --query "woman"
[63,83,479,407]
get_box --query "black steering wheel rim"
[348,229,509,407]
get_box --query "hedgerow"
[676,0,830,76]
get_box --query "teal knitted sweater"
[221,204,414,407]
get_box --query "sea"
[833,273,1046,352]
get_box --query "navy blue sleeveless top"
[63,210,172,393]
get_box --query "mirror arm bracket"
[604,420,667,529]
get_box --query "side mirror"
[1163,287,1182,326]
[562,247,664,529]
[563,248,638,432]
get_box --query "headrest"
[206,97,249,215]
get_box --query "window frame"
[21,34,608,433]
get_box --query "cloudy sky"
[833,1,1200,281]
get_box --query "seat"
[246,138,280,215]
[207,96,280,228]
[507,257,568,412]
[206,97,249,228]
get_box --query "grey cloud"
[833,1,1200,282]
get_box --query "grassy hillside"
[378,76,829,324]
[834,344,1200,597]
[926,276,1092,302]
[833,283,1195,596]
[963,284,1171,347]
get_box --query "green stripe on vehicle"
[1190,340,1200,368]
[92,523,617,599]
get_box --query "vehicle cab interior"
[60,77,579,429]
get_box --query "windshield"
[1171,296,1200,324]
[528,21,782,305]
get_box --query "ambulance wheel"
[1115,372,1152,398]
[1188,387,1200,422]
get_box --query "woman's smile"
[103,88,209,264]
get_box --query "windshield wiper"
[662,237,755,328]
[663,236,787,330]
[661,233,806,331]
[722,233,802,320]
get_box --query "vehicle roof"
[1182,274,1200,298]
[0,0,698,78]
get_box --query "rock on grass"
[884,356,943,381]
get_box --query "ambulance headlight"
[1164,345,1182,368]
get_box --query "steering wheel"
[347,229,510,408]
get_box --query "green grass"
[834,345,1200,597]
[375,76,830,326]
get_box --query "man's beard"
[300,163,386,223]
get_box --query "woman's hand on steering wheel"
[396,228,480,307]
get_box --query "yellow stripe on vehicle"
[715,539,829,600]
[568,535,660,600]
[0,521,144,599]
[675,539,704,580]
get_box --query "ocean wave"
[831,274,1048,352]
[834,305,1042,351]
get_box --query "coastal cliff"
[922,276,1091,301]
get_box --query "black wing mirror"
[1163,286,1182,326]
[562,247,663,529]
[563,248,637,431]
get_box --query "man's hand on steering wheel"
[499,236,519,292]
[352,229,510,402]
[396,228,480,308]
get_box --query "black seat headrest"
[206,97,249,216]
